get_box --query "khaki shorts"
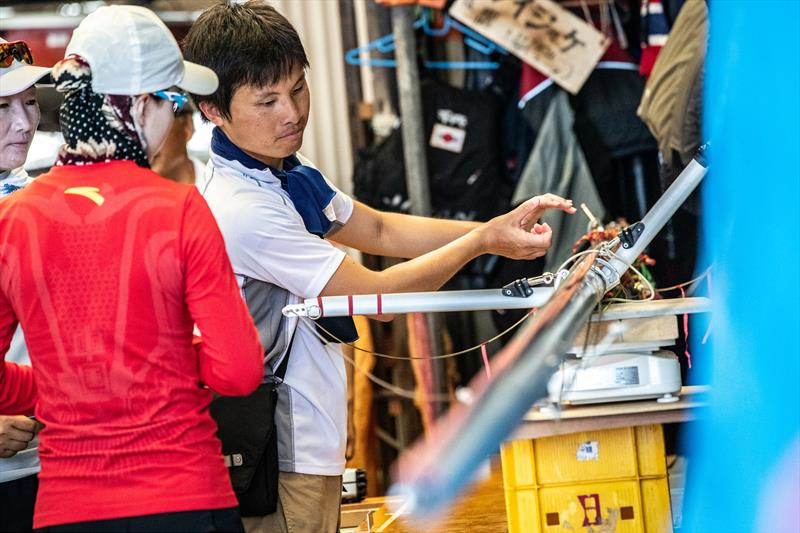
[242,471,342,533]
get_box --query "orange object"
[376,0,447,7]
[419,0,448,7]
[345,316,380,496]
[407,312,437,432]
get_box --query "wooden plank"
[572,315,678,347]
[523,386,707,420]
[450,0,610,94]
[371,462,508,533]
[590,297,711,321]
[509,386,708,441]
[342,509,372,528]
[511,407,700,441]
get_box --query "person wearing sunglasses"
[0,38,51,193]
[152,98,206,185]
[0,36,52,533]
[0,6,265,531]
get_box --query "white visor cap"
[65,5,218,96]
[0,38,52,97]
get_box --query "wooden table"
[511,385,707,440]
[342,461,509,533]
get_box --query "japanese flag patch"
[430,123,466,154]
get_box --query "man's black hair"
[182,1,309,121]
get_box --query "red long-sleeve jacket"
[0,161,263,527]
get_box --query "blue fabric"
[211,127,337,237]
[684,2,800,532]
[644,14,669,37]
[1,182,23,196]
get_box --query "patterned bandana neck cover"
[52,55,149,167]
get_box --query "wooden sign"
[449,0,610,94]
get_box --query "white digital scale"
[547,349,682,405]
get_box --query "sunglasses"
[152,90,189,115]
[0,40,34,69]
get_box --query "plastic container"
[500,425,672,532]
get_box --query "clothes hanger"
[569,0,629,48]
[345,9,507,70]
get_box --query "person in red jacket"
[0,5,263,531]
[0,36,52,532]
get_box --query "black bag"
[210,348,290,517]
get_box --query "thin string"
[301,311,535,400]
[334,338,452,403]
[295,310,535,401]
[296,309,535,361]
[480,344,492,379]
[679,286,692,368]
[555,249,601,277]
[601,250,656,304]
[656,267,712,294]
[701,270,713,344]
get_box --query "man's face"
[0,86,40,171]
[212,64,309,168]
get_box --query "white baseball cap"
[0,38,52,97]
[65,5,218,96]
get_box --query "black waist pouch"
[316,316,359,344]
[210,383,280,517]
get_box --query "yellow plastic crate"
[501,425,672,533]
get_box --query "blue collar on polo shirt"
[211,127,336,238]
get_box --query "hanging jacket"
[513,91,606,274]
[353,79,506,222]
[638,0,707,168]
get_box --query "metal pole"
[387,155,710,517]
[282,287,555,318]
[611,156,708,270]
[391,5,432,216]
[391,5,446,415]
[389,255,604,516]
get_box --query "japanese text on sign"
[449,0,610,94]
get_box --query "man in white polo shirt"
[184,3,575,532]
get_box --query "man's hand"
[0,415,42,459]
[476,194,576,260]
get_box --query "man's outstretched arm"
[322,194,575,297]
[331,201,481,259]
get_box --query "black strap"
[316,316,359,344]
[273,331,293,380]
[273,314,358,379]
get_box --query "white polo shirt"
[197,151,353,476]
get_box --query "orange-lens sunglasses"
[0,40,34,68]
